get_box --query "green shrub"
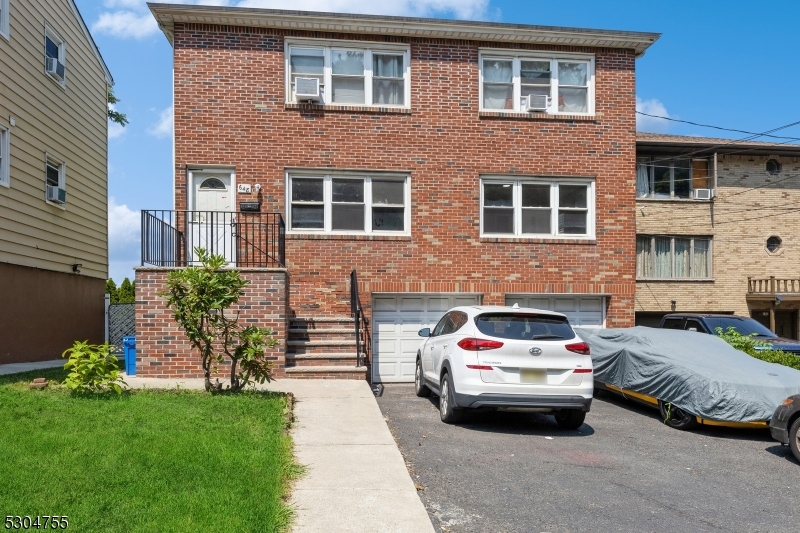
[62,341,127,394]
[714,327,800,371]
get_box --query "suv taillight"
[565,342,590,355]
[457,338,504,351]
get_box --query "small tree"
[161,248,278,392]
[106,278,119,304]
[117,278,136,304]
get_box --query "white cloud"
[92,0,493,40]
[636,97,671,132]
[108,121,126,139]
[147,106,173,139]
[108,198,140,282]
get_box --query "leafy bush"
[161,248,278,392]
[714,327,800,371]
[62,341,127,394]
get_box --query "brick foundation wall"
[636,154,800,326]
[134,267,289,378]
[171,24,638,329]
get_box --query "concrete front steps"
[286,317,368,379]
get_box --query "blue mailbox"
[123,336,136,376]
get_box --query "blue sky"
[76,0,800,282]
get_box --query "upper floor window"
[286,41,410,107]
[636,235,711,279]
[479,51,594,115]
[480,178,595,238]
[637,157,715,199]
[0,0,9,40]
[45,25,66,86]
[0,126,9,187]
[288,172,409,234]
[45,155,66,205]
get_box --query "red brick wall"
[134,268,288,378]
[172,24,637,328]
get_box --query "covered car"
[575,327,800,429]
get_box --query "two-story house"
[135,3,659,382]
[0,0,113,364]
[634,133,800,339]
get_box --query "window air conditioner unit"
[46,57,66,81]
[693,188,714,200]
[295,77,321,102]
[47,185,66,204]
[525,94,549,112]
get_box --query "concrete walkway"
[0,361,434,532]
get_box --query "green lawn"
[0,368,298,532]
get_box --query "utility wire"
[636,112,800,143]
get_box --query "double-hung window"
[44,25,66,86]
[481,178,595,238]
[480,51,594,114]
[45,155,66,205]
[0,126,9,187]
[287,41,409,107]
[288,173,409,234]
[636,235,711,279]
[637,156,715,199]
[0,0,9,40]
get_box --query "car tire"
[554,410,586,430]
[658,400,698,430]
[439,372,464,424]
[414,358,431,398]
[789,416,800,464]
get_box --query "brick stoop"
[286,317,367,379]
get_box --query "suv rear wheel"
[554,410,586,430]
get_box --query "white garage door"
[372,294,481,383]
[505,295,605,327]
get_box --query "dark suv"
[658,313,800,355]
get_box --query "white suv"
[414,306,593,429]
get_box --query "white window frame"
[45,153,66,207]
[44,23,66,87]
[479,50,595,115]
[0,0,9,41]
[637,156,716,199]
[0,125,9,187]
[480,177,595,239]
[285,39,411,108]
[636,235,713,280]
[286,171,411,235]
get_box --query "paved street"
[376,384,800,533]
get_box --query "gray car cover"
[575,327,800,422]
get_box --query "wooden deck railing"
[748,276,800,295]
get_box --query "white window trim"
[0,0,9,41]
[0,125,9,187]
[286,170,411,235]
[479,50,595,115]
[285,38,411,109]
[480,176,596,239]
[636,235,713,280]
[44,23,66,88]
[45,153,66,208]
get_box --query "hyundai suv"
[414,306,593,429]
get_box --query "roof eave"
[147,3,660,55]
[637,140,800,157]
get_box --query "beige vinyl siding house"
[0,0,113,364]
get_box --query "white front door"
[372,293,481,383]
[189,172,235,265]
[505,295,606,327]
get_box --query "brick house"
[634,133,800,338]
[135,3,659,381]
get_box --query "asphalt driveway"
[375,384,800,533]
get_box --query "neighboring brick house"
[635,133,800,339]
[136,3,659,381]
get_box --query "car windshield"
[475,313,576,341]
[703,317,777,338]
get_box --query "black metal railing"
[141,210,285,268]
[350,269,369,368]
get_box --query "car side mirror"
[418,328,431,337]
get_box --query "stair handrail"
[350,269,362,368]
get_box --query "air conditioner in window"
[295,77,321,102]
[46,57,66,81]
[525,94,549,112]
[693,188,714,200]
[47,185,66,204]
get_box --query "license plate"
[520,369,547,384]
